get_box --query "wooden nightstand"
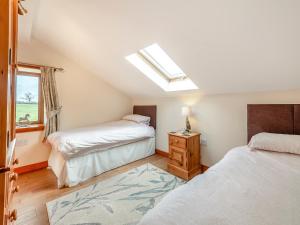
[167,132,201,180]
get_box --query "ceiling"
[19,0,300,97]
[18,0,40,43]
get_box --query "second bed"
[47,105,157,188]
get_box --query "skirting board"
[155,149,169,158]
[155,149,209,172]
[14,161,48,174]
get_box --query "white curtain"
[41,67,62,139]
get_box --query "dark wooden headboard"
[133,105,157,129]
[247,104,300,141]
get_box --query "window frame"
[126,44,198,92]
[138,44,187,82]
[16,63,44,133]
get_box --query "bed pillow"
[122,114,151,125]
[248,132,300,155]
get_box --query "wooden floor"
[12,154,167,225]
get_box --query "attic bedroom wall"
[133,89,300,166]
[16,40,132,168]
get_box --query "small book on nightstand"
[167,132,202,180]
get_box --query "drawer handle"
[10,173,18,182]
[175,140,179,143]
[9,209,17,222]
[12,185,19,194]
[13,158,19,166]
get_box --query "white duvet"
[139,146,300,225]
[47,120,155,159]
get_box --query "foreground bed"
[139,146,300,225]
[139,104,300,225]
[48,105,157,188]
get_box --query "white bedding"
[47,120,155,159]
[139,146,300,225]
[49,137,155,188]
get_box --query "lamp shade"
[181,106,191,116]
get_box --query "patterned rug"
[46,164,185,225]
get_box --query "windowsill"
[16,124,45,133]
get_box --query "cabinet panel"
[187,135,201,171]
[169,147,187,170]
[169,135,187,149]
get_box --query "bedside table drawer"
[169,147,187,169]
[169,135,187,149]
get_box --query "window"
[126,43,198,92]
[140,43,185,80]
[16,64,44,132]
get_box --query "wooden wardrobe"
[0,0,19,224]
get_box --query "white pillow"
[122,114,151,125]
[248,132,300,155]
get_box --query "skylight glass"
[126,53,169,90]
[139,43,185,80]
[126,43,198,92]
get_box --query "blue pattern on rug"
[47,164,185,225]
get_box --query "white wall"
[15,131,51,167]
[16,40,132,167]
[134,89,300,166]
[15,40,300,168]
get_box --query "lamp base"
[183,116,191,135]
[181,129,191,136]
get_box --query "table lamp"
[181,106,191,134]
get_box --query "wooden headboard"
[133,105,157,129]
[247,104,300,141]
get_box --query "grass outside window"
[16,64,44,133]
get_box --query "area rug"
[46,164,185,225]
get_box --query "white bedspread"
[139,146,300,225]
[47,120,155,159]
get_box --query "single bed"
[48,105,157,188]
[138,104,300,225]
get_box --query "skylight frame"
[126,43,198,92]
[139,44,187,81]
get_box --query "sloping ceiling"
[18,0,40,43]
[19,0,300,97]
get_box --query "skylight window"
[126,43,198,92]
[140,44,185,80]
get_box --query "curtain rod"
[18,62,64,72]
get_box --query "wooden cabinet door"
[0,0,18,224]
[169,147,187,169]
